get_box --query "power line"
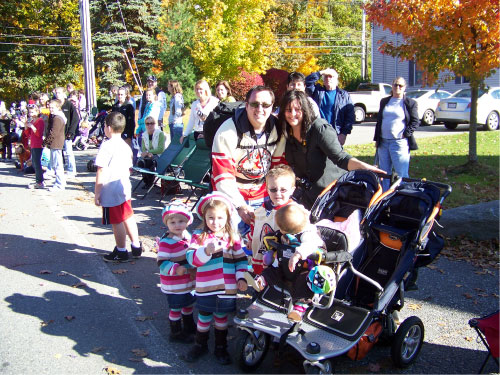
[0,42,79,48]
[0,34,77,41]
[0,25,74,35]
[0,50,75,55]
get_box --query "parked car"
[349,83,392,123]
[435,87,500,131]
[405,89,452,126]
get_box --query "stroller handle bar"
[376,172,452,201]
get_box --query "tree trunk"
[468,83,479,164]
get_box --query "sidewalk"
[0,150,498,374]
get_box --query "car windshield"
[406,91,427,99]
[357,84,379,91]
[452,88,486,98]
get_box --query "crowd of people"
[1,69,419,365]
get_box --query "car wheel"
[421,109,434,126]
[484,111,499,131]
[444,122,458,130]
[391,316,424,368]
[354,106,366,123]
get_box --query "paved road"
[0,136,497,374]
[345,121,469,146]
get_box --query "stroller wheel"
[236,329,269,372]
[304,360,332,374]
[391,316,424,368]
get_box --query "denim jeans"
[169,123,184,142]
[377,138,410,191]
[64,139,76,174]
[50,149,66,189]
[31,148,44,184]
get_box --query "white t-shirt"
[95,136,133,207]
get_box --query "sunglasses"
[145,122,155,126]
[268,187,289,194]
[393,83,405,88]
[248,102,273,109]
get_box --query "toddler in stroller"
[246,204,327,322]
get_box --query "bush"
[262,68,289,103]
[229,70,265,101]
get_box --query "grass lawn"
[345,131,499,209]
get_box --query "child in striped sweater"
[157,200,196,342]
[183,192,249,365]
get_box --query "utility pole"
[79,0,97,112]
[361,1,366,80]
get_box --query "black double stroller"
[234,170,452,374]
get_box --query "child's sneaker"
[131,242,142,258]
[103,247,130,262]
[244,272,266,292]
[287,304,307,322]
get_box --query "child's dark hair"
[266,164,296,186]
[287,72,306,85]
[105,111,126,133]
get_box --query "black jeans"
[137,157,157,186]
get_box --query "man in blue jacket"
[305,68,354,146]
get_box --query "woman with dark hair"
[112,86,136,147]
[279,90,383,209]
[215,81,236,102]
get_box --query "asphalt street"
[0,123,497,374]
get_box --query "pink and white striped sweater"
[157,231,194,294]
[186,230,248,296]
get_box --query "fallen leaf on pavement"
[408,303,422,310]
[40,270,52,274]
[128,357,143,362]
[58,272,68,276]
[463,293,473,299]
[368,362,381,372]
[50,235,57,240]
[91,346,105,353]
[65,316,75,321]
[103,366,121,375]
[112,269,128,275]
[41,319,54,327]
[82,274,92,277]
[141,329,150,337]
[464,336,474,342]
[455,284,462,288]
[132,284,140,289]
[72,282,88,288]
[131,348,148,357]
[135,316,153,322]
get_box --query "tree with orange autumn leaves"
[365,0,500,164]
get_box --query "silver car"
[406,89,452,126]
[435,87,500,131]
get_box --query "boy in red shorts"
[94,112,142,262]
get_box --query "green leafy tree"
[90,0,162,97]
[0,0,81,103]
[156,0,201,105]
[272,0,367,88]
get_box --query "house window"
[408,61,424,86]
[455,76,470,84]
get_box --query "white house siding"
[371,26,500,93]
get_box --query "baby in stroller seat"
[247,204,328,322]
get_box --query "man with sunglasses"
[211,85,286,230]
[305,68,354,146]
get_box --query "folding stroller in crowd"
[234,171,452,374]
[469,310,499,373]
